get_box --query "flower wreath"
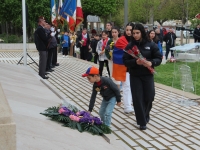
[40,102,111,135]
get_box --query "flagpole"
[22,0,27,66]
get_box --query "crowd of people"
[81,22,163,130]
[35,16,200,130]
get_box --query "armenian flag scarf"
[112,36,128,81]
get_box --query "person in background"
[155,25,164,47]
[91,28,97,36]
[162,28,168,36]
[96,30,110,77]
[144,25,149,33]
[69,32,77,57]
[163,27,177,60]
[45,24,57,72]
[44,23,54,72]
[148,30,163,56]
[106,22,113,38]
[105,26,120,81]
[193,24,200,43]
[51,26,59,67]
[87,36,93,61]
[82,66,121,127]
[123,24,162,130]
[76,28,91,60]
[34,16,51,79]
[55,28,61,53]
[112,23,134,114]
[61,31,71,58]
[91,34,100,64]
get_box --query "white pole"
[22,0,27,66]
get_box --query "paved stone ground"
[0,51,200,150]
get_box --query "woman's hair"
[131,23,148,44]
[111,26,121,37]
[124,22,134,42]
[147,30,159,43]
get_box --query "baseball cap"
[82,67,99,77]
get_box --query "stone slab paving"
[0,51,200,150]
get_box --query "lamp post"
[124,0,128,28]
[22,0,27,66]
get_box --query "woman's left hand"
[143,61,152,67]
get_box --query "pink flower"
[69,115,80,122]
[58,108,65,114]
[76,112,80,116]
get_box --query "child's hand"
[116,102,122,106]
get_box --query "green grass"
[154,61,200,95]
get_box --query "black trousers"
[165,44,174,60]
[52,47,57,65]
[63,47,69,56]
[39,51,48,78]
[93,52,99,64]
[130,75,155,126]
[99,60,110,77]
[80,46,88,60]
[46,48,53,70]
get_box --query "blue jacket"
[61,35,71,48]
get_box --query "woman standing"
[123,24,162,130]
[105,27,120,80]
[112,23,135,114]
[148,30,163,56]
[96,30,110,77]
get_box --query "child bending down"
[82,66,121,126]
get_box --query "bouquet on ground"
[124,45,156,74]
[40,102,111,135]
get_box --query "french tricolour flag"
[59,0,76,31]
[76,0,84,27]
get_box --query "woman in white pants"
[112,23,134,114]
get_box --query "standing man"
[34,16,51,79]
[193,24,200,43]
[76,28,90,60]
[163,27,177,60]
[106,22,113,38]
[156,25,164,47]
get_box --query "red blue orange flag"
[112,36,128,81]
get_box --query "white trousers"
[122,72,133,111]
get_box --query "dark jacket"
[91,39,99,53]
[123,41,162,76]
[88,77,121,112]
[76,32,90,48]
[107,30,112,38]
[193,28,200,39]
[34,25,50,51]
[163,32,177,46]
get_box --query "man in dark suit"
[76,28,90,60]
[34,16,51,79]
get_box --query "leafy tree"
[81,0,123,28]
